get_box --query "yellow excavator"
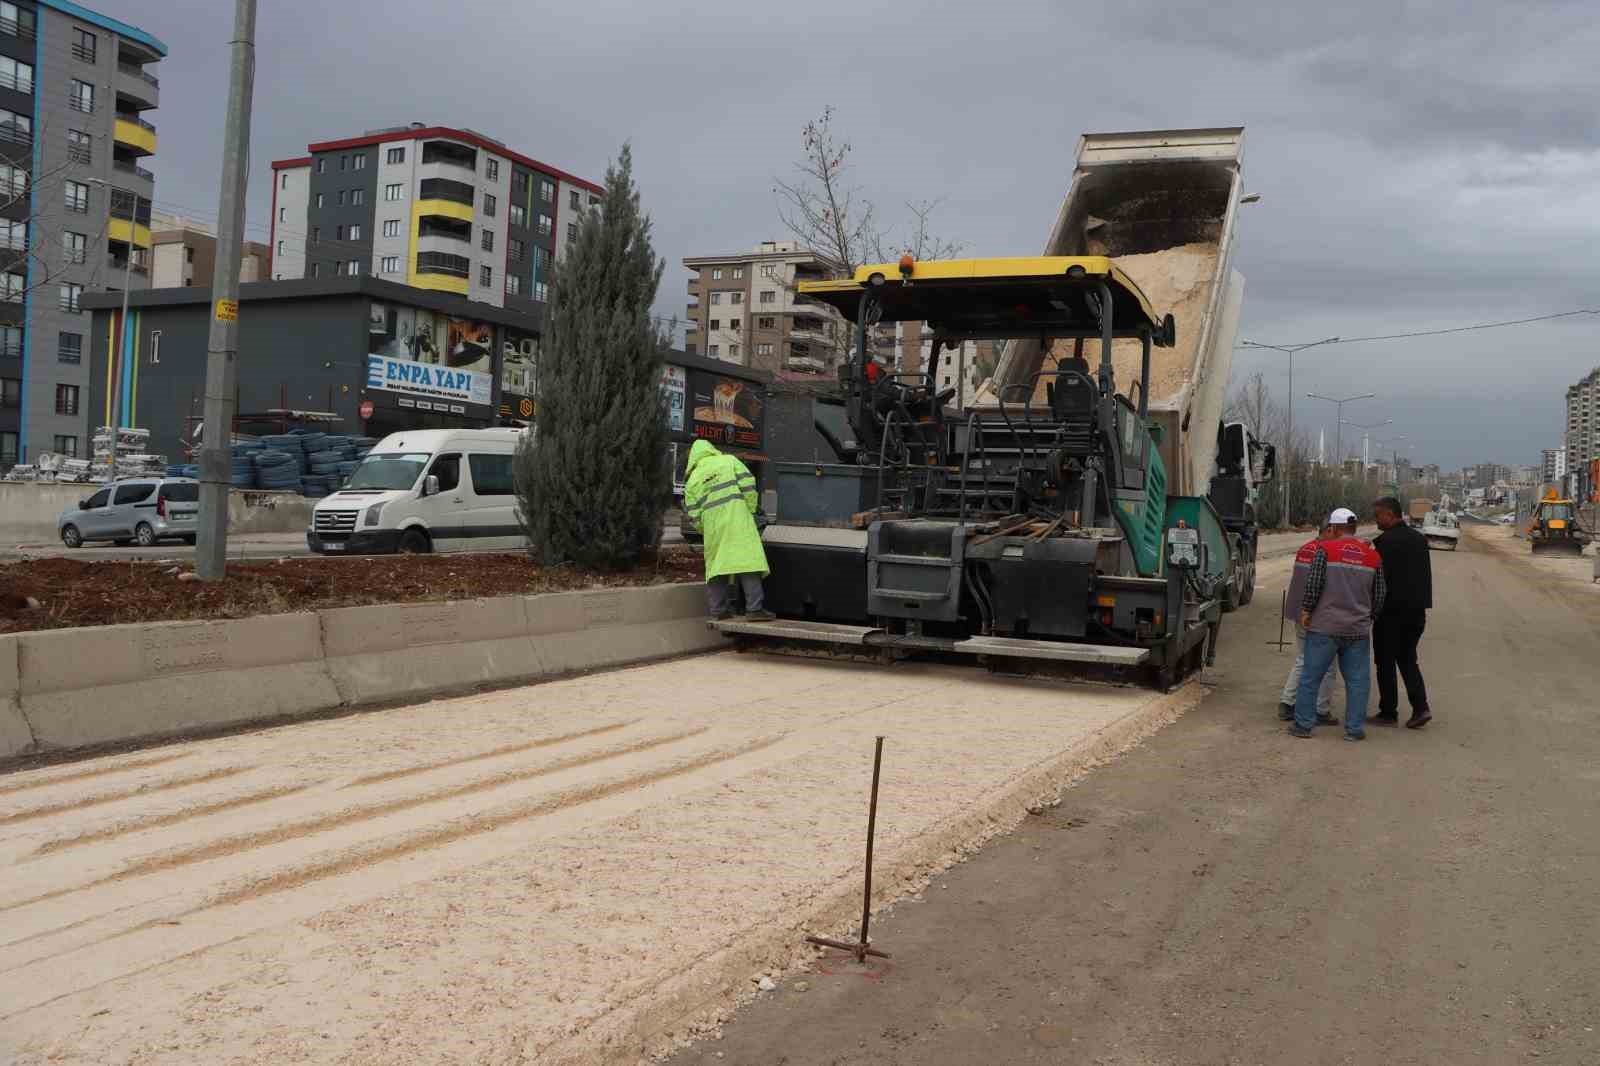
[1527,488,1590,555]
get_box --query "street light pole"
[1240,336,1339,525]
[1307,391,1376,475]
[196,0,257,580]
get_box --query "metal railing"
[67,144,92,165]
[0,123,31,147]
[118,62,158,87]
[107,255,147,275]
[67,94,94,114]
[71,42,95,63]
[117,114,156,133]
[415,251,470,278]
[0,16,34,39]
[0,69,31,94]
[112,160,153,181]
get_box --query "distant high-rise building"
[268,124,600,315]
[1565,367,1599,471]
[1541,447,1567,484]
[0,0,166,464]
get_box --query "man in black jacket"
[1372,496,1433,728]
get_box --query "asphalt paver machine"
[715,256,1232,689]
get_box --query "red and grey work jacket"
[1306,537,1384,639]
[1283,538,1322,625]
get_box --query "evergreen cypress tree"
[515,145,669,570]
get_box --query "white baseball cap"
[1329,507,1358,525]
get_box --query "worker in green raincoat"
[684,439,772,620]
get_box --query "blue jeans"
[1295,633,1371,737]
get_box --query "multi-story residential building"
[1540,447,1567,485]
[268,124,600,318]
[0,0,163,464]
[683,241,845,374]
[148,208,266,289]
[1564,367,1598,474]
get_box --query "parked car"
[57,478,201,548]
[307,428,525,554]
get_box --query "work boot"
[1316,712,1339,727]
[744,609,776,622]
[1372,711,1401,726]
[1277,702,1295,721]
[1405,709,1433,729]
[1286,724,1314,739]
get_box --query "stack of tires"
[253,449,302,493]
[305,434,359,496]
[229,441,259,488]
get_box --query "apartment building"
[268,124,600,318]
[880,321,997,408]
[0,0,163,464]
[1541,446,1567,485]
[148,208,266,289]
[683,241,846,374]
[1564,366,1599,472]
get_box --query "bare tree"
[870,198,967,264]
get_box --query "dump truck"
[1420,509,1459,551]
[1408,498,1437,526]
[711,128,1259,689]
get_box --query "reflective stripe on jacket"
[684,439,768,579]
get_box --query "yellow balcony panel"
[113,117,157,156]
[410,271,468,295]
[414,198,473,223]
[107,217,150,248]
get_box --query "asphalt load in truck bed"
[0,549,706,634]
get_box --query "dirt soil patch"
[0,548,705,634]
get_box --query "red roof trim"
[301,127,603,194]
[271,157,312,171]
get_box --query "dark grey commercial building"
[82,276,541,463]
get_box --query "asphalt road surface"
[673,527,1600,1066]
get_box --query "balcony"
[112,159,154,182]
[413,250,470,295]
[418,177,475,208]
[113,116,157,157]
[420,140,477,171]
[0,12,35,40]
[0,121,30,148]
[107,253,149,276]
[116,62,159,110]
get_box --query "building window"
[756,343,773,357]
[277,206,286,223]
[52,434,78,457]
[62,230,86,263]
[57,283,81,312]
[0,218,20,250]
[351,188,364,205]
[0,324,18,357]
[353,154,366,171]
[508,237,526,261]
[72,26,95,62]
[315,193,324,209]
[709,292,722,306]
[479,264,492,286]
[387,147,405,165]
[383,219,400,238]
[0,3,37,39]
[483,192,497,217]
[311,263,320,278]
[0,107,27,145]
[569,189,580,209]
[149,329,160,364]
[537,213,552,236]
[505,274,522,296]
[280,172,287,189]
[347,260,360,276]
[335,224,345,240]
[760,264,776,278]
[566,222,577,243]
[380,255,399,274]
[337,190,345,206]
[729,318,740,330]
[510,204,526,228]
[730,292,743,305]
[709,345,719,357]
[62,180,89,213]
[276,240,284,256]
[332,260,343,274]
[712,268,723,280]
[732,266,744,279]
[0,56,32,94]
[55,384,79,416]
[485,158,499,181]
[311,226,321,243]
[534,246,550,269]
[758,316,775,329]
[0,377,17,407]
[540,179,555,203]
[339,155,347,171]
[385,183,403,201]
[534,281,548,302]
[349,223,362,240]
[317,158,325,174]
[0,163,24,197]
[68,79,93,113]
[481,229,494,252]
[709,319,721,331]
[0,272,20,301]
[728,344,739,360]
[759,290,776,304]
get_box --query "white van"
[306,428,526,554]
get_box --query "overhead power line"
[1242,309,1600,350]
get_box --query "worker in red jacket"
[1290,508,1386,741]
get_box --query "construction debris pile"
[3,427,167,484]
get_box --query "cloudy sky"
[121,0,1599,471]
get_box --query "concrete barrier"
[0,581,721,760]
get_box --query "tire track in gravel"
[0,753,192,798]
[0,726,710,914]
[26,783,316,859]
[0,766,253,828]
[343,719,635,788]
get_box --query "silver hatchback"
[58,478,202,548]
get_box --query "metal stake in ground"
[1268,589,1289,652]
[806,735,891,963]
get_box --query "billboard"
[660,365,686,433]
[688,369,763,450]
[367,302,496,410]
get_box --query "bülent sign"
[366,354,493,407]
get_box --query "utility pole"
[195,0,258,580]
[1239,337,1338,525]
[1307,391,1376,479]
